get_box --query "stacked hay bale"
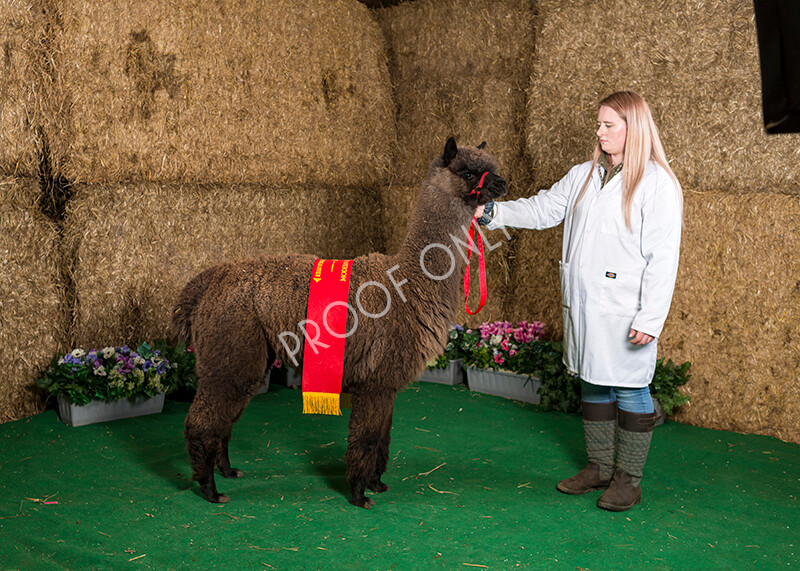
[0,0,43,177]
[516,0,800,442]
[31,0,398,351]
[0,178,66,422]
[375,0,536,325]
[65,183,385,348]
[0,4,70,422]
[662,194,800,443]
[41,0,396,186]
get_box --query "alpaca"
[172,138,507,507]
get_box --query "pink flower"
[500,338,510,351]
[494,354,505,365]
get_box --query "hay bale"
[42,0,396,186]
[0,1,44,178]
[65,182,385,348]
[526,0,800,193]
[0,177,66,422]
[376,0,535,187]
[659,191,800,444]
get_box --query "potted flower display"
[419,325,470,385]
[37,342,183,426]
[461,320,546,404]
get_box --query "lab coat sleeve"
[487,166,577,231]
[630,174,682,338]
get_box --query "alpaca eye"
[463,172,473,180]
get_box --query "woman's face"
[596,105,627,165]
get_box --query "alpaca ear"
[477,141,487,150]
[443,137,458,166]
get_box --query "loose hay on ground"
[65,182,386,349]
[376,0,535,188]
[0,177,67,422]
[40,0,396,186]
[526,0,800,193]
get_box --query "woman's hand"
[628,329,654,345]
[475,204,485,218]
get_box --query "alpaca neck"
[395,181,476,290]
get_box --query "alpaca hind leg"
[185,405,229,504]
[185,386,251,502]
[368,406,394,493]
[217,407,248,478]
[345,390,397,508]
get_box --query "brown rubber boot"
[597,408,658,511]
[557,401,617,495]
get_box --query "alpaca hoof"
[203,492,230,504]
[368,481,389,493]
[221,468,244,478]
[350,496,376,509]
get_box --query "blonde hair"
[575,91,682,230]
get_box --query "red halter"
[464,171,490,315]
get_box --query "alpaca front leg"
[345,390,396,508]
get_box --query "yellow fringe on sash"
[303,392,342,416]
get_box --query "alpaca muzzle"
[469,172,507,200]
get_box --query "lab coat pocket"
[559,261,571,309]
[600,269,641,317]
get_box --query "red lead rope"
[464,170,490,315]
[464,216,487,315]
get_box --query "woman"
[477,91,682,511]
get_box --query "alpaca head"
[430,137,507,210]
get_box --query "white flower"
[489,335,503,346]
[71,349,86,358]
[102,347,115,358]
[95,366,107,377]
[133,356,146,366]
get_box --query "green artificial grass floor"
[1,382,798,570]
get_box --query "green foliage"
[650,357,692,415]
[429,325,472,369]
[150,339,197,393]
[37,341,196,405]
[518,340,582,414]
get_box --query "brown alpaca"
[172,138,507,507]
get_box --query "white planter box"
[257,369,272,394]
[285,367,302,387]
[465,367,541,405]
[56,393,165,427]
[419,359,464,385]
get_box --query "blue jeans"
[580,380,654,414]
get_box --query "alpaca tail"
[172,268,217,344]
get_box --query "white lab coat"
[488,160,682,387]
